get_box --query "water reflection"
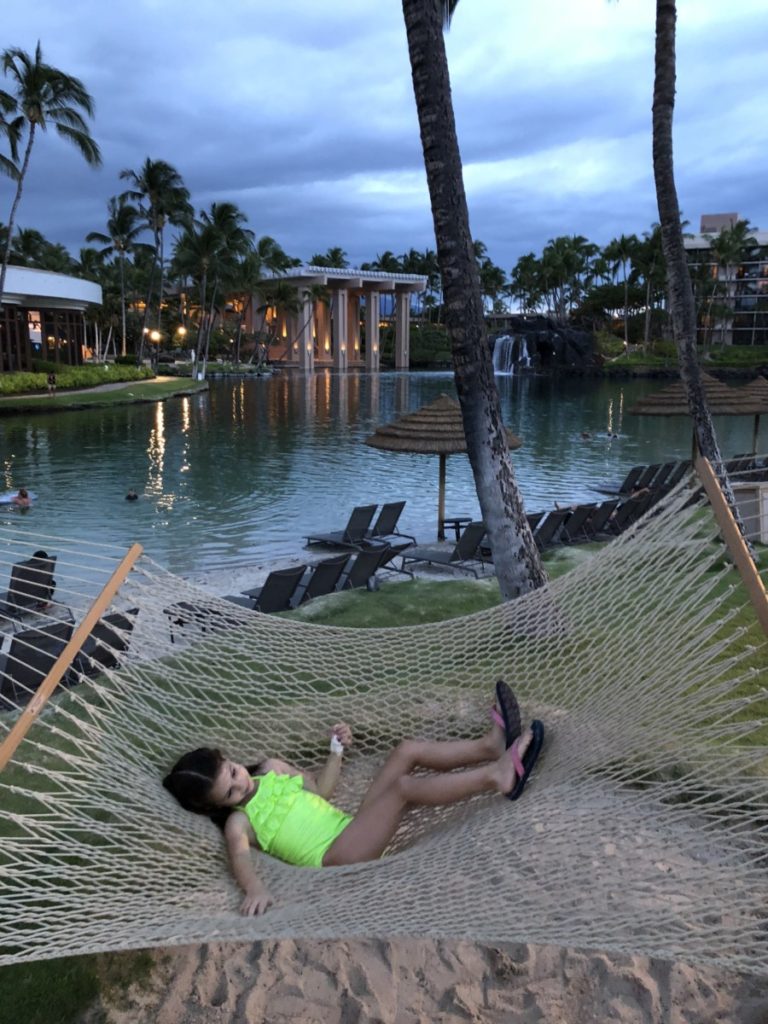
[0,372,758,574]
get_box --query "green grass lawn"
[0,378,207,414]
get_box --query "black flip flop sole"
[495,680,522,749]
[506,719,544,801]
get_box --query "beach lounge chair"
[0,551,57,620]
[526,511,545,533]
[337,544,396,591]
[583,499,620,538]
[608,492,656,535]
[364,502,416,546]
[595,464,644,497]
[240,564,307,613]
[0,618,74,709]
[305,505,377,549]
[648,461,676,490]
[560,504,597,543]
[294,553,350,605]
[65,609,139,683]
[532,509,571,549]
[635,464,661,490]
[400,521,488,578]
[163,600,247,644]
[664,460,691,490]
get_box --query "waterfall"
[493,334,533,374]
[492,335,515,374]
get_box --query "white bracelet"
[329,735,344,755]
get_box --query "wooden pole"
[694,456,768,636]
[0,543,143,772]
[437,453,447,540]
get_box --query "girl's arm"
[314,748,343,800]
[314,722,353,800]
[224,811,272,916]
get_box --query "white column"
[364,289,380,372]
[332,287,349,371]
[316,300,331,361]
[395,288,411,370]
[298,289,314,372]
[347,293,361,362]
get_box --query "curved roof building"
[1,266,102,373]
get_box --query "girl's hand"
[240,886,273,917]
[330,722,353,747]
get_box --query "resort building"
[684,214,768,346]
[250,265,427,371]
[0,266,102,373]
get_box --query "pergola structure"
[253,265,427,372]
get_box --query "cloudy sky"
[1,0,767,273]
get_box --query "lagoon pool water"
[0,371,758,575]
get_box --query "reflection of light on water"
[180,396,191,474]
[146,403,175,509]
[231,381,246,425]
[606,392,625,437]
[3,457,14,490]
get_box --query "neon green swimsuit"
[237,771,352,868]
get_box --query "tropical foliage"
[0,42,101,304]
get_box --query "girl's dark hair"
[162,747,262,830]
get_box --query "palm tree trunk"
[136,257,157,365]
[402,0,545,599]
[156,226,165,331]
[0,125,35,306]
[653,0,737,502]
[195,271,208,367]
[119,251,128,357]
[643,277,653,349]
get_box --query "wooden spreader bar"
[0,543,143,772]
[695,456,768,636]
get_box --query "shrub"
[594,330,625,358]
[0,364,154,396]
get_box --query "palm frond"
[54,124,101,166]
[0,153,20,181]
[442,0,460,28]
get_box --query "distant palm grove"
[1,40,768,371]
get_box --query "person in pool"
[163,682,544,916]
[12,487,31,508]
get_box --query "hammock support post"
[695,455,768,636]
[0,542,143,772]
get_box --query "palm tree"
[120,158,191,361]
[309,246,349,268]
[705,220,759,347]
[86,196,144,356]
[0,42,101,305]
[509,253,543,315]
[604,233,640,345]
[401,0,545,599]
[652,0,727,475]
[633,225,666,350]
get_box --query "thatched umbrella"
[364,393,522,540]
[628,373,766,457]
[741,377,768,453]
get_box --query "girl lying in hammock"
[163,681,544,916]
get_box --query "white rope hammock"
[0,460,766,973]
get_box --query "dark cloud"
[1,0,766,275]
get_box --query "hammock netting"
[0,464,767,974]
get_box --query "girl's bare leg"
[356,715,506,815]
[324,728,532,866]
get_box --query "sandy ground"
[98,939,768,1024]
[100,557,766,1024]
